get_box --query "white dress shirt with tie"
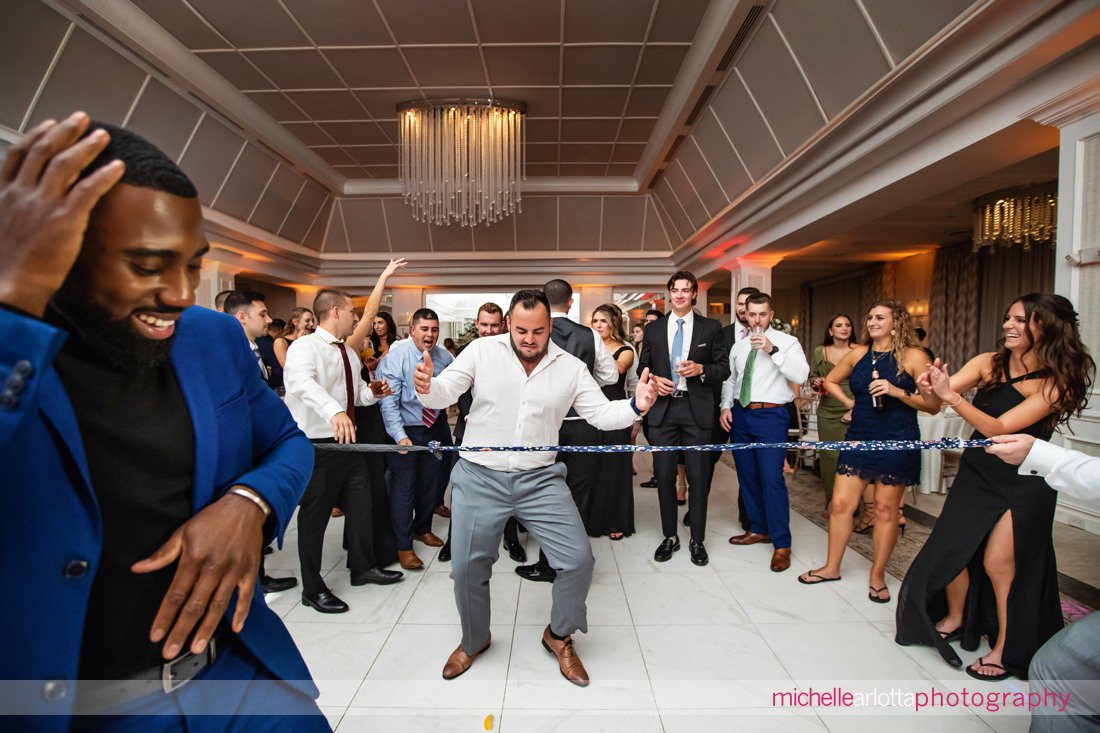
[283,326,380,440]
[720,328,809,408]
[416,333,638,472]
[666,310,694,391]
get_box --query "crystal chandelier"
[972,182,1057,252]
[397,98,526,227]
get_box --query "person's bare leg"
[936,569,969,636]
[868,483,904,601]
[799,473,865,582]
[971,511,1015,676]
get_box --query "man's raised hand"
[414,350,434,394]
[0,112,125,315]
[634,368,657,412]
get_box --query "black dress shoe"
[350,567,404,586]
[515,563,557,583]
[438,539,451,562]
[261,575,297,593]
[503,537,527,563]
[263,546,274,556]
[654,536,680,562]
[301,590,349,614]
[640,477,658,488]
[689,540,708,566]
[683,512,691,527]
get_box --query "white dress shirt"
[283,326,380,440]
[551,311,618,387]
[721,328,810,409]
[666,310,694,391]
[1019,439,1100,501]
[416,333,638,472]
[732,322,751,343]
[249,340,267,381]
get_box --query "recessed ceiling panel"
[376,0,478,44]
[341,198,391,252]
[354,89,421,119]
[654,178,692,241]
[178,116,244,206]
[691,112,752,200]
[281,0,391,46]
[642,196,672,250]
[324,49,415,88]
[736,20,826,154]
[243,50,343,90]
[772,0,891,119]
[472,0,562,43]
[280,181,328,242]
[558,197,602,250]
[495,87,560,117]
[708,78,783,179]
[617,117,656,142]
[326,200,349,252]
[430,223,475,252]
[624,87,669,117]
[319,122,390,145]
[286,91,366,121]
[303,196,333,250]
[861,0,975,65]
[125,79,203,162]
[515,196,558,250]
[562,88,629,117]
[484,46,559,86]
[561,118,619,142]
[664,162,709,227]
[564,0,655,43]
[635,46,689,86]
[648,0,710,43]
[611,143,645,163]
[402,47,487,87]
[347,146,398,166]
[245,91,308,122]
[678,136,727,217]
[563,46,642,86]
[215,144,279,220]
[195,51,272,90]
[131,0,229,49]
[560,143,613,163]
[472,217,518,251]
[601,197,645,251]
[250,165,305,233]
[382,199,433,251]
[29,29,146,129]
[185,0,308,48]
[0,0,71,129]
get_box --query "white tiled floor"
[263,459,1033,732]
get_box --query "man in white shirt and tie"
[413,290,657,686]
[720,292,809,572]
[284,289,401,615]
[986,434,1100,732]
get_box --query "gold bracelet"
[227,487,271,517]
[949,394,964,408]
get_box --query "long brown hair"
[592,303,628,346]
[984,293,1094,428]
[282,307,313,338]
[861,299,920,376]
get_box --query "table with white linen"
[917,410,969,494]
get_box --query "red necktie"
[336,342,355,423]
[422,406,437,428]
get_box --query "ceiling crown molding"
[1023,78,1100,128]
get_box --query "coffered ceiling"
[131,0,708,179]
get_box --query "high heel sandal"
[898,508,907,538]
[853,502,875,534]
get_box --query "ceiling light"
[397,98,526,227]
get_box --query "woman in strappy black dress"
[896,293,1094,680]
[586,304,636,539]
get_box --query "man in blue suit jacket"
[0,113,327,731]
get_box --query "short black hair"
[223,290,266,316]
[79,122,197,198]
[644,308,663,320]
[268,318,286,333]
[745,291,772,309]
[736,286,760,299]
[542,279,572,308]
[914,326,928,341]
[509,289,550,315]
[411,308,439,325]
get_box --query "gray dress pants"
[449,458,594,654]
[1028,611,1100,732]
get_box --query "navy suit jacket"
[0,305,317,725]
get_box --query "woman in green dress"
[809,314,856,515]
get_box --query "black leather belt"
[670,390,689,398]
[742,401,783,410]
[75,628,232,712]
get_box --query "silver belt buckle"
[671,390,687,398]
[161,637,217,694]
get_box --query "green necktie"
[739,348,757,405]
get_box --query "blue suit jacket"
[0,305,317,724]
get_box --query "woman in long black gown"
[896,293,1094,680]
[586,303,636,539]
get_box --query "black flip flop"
[938,628,962,643]
[798,571,841,585]
[868,585,891,604]
[965,657,1010,681]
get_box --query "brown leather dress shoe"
[442,635,491,680]
[541,626,590,687]
[415,532,444,547]
[728,531,771,546]
[398,549,424,570]
[434,505,452,518]
[770,548,792,572]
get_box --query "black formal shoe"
[640,477,658,488]
[301,590,349,614]
[689,540,709,566]
[515,563,557,583]
[261,575,297,593]
[503,537,527,563]
[654,536,680,562]
[683,512,691,527]
[350,567,404,586]
[438,540,451,562]
[263,546,274,556]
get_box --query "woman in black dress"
[896,293,1094,680]
[587,303,636,539]
[798,300,939,602]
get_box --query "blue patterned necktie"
[671,318,684,379]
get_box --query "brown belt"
[742,401,783,410]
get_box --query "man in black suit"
[516,279,617,582]
[639,271,729,566]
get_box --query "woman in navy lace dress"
[798,300,938,603]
